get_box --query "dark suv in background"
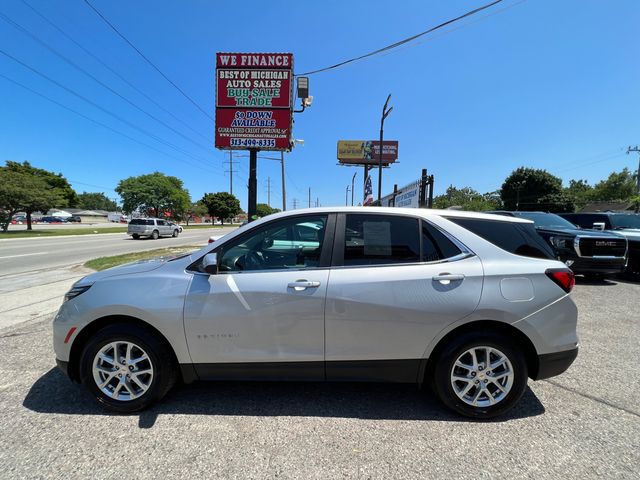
[489,211,628,278]
[560,212,640,276]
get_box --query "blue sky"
[1,0,639,210]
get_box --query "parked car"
[489,211,627,278]
[11,215,27,224]
[40,216,68,223]
[54,208,578,418]
[559,212,640,276]
[68,215,82,223]
[127,218,180,239]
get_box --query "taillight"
[545,268,575,293]
[208,238,214,244]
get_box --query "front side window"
[343,214,420,266]
[219,215,327,272]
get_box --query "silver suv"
[127,218,180,240]
[54,208,578,418]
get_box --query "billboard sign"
[337,140,398,165]
[380,180,420,208]
[215,53,293,151]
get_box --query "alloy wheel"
[450,346,514,407]
[92,341,154,401]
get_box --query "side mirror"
[202,253,218,275]
[593,222,606,231]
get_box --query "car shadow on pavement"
[24,367,545,428]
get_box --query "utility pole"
[346,185,351,206]
[292,198,298,210]
[627,146,640,193]
[225,151,238,196]
[316,197,319,207]
[308,187,311,208]
[280,151,286,211]
[377,94,393,204]
[351,171,357,206]
[266,177,272,207]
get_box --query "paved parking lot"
[0,278,638,479]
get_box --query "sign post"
[215,52,294,221]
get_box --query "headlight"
[64,284,93,303]
[550,236,570,249]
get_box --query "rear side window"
[344,214,420,266]
[422,222,462,261]
[449,218,555,260]
[130,219,154,226]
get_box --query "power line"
[0,72,222,176]
[82,0,213,122]
[0,10,213,158]
[19,0,211,143]
[297,0,504,76]
[0,48,219,171]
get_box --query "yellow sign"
[337,141,373,160]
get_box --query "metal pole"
[267,177,271,206]
[377,94,392,205]
[229,151,233,196]
[308,187,311,208]
[248,149,257,222]
[627,146,640,193]
[280,151,286,211]
[428,175,434,208]
[351,172,357,206]
[346,185,350,206]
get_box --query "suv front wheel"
[431,332,528,419]
[79,324,177,412]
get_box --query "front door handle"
[432,273,465,285]
[288,280,321,291]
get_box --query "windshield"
[515,212,579,229]
[610,215,640,229]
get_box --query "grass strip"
[84,245,201,271]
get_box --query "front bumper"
[533,347,579,380]
[565,256,626,275]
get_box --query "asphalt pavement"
[0,277,638,479]
[0,226,236,330]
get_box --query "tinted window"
[219,215,327,271]
[344,214,420,266]
[130,219,154,225]
[450,218,555,259]
[514,212,578,229]
[610,215,640,229]
[157,220,166,226]
[422,222,462,261]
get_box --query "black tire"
[431,331,528,419]
[151,230,159,240]
[132,234,140,239]
[79,323,178,413]
[172,229,179,237]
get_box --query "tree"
[4,161,77,229]
[77,192,117,211]
[0,168,64,233]
[433,186,501,211]
[184,201,208,225]
[564,179,593,210]
[200,192,241,225]
[589,168,637,202]
[116,172,191,219]
[256,203,280,217]
[500,167,563,211]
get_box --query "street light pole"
[351,171,357,206]
[377,94,393,205]
[345,185,350,206]
[280,151,286,211]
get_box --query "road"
[0,226,236,329]
[0,277,638,479]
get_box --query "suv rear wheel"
[79,324,177,412]
[151,230,159,240]
[431,332,528,419]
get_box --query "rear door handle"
[287,280,321,291]
[432,273,465,285]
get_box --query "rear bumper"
[533,347,578,380]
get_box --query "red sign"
[215,53,293,151]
